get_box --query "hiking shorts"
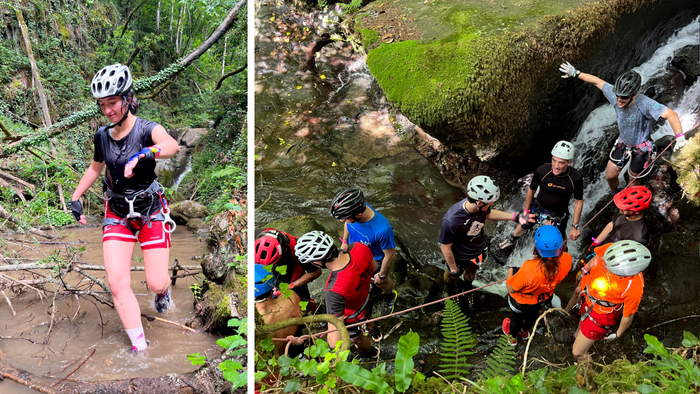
[103,203,172,249]
[579,302,621,341]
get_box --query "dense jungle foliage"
[0,0,247,228]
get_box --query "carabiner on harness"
[159,195,176,234]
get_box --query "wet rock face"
[672,44,700,85]
[178,128,209,148]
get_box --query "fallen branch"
[4,239,86,245]
[141,313,199,333]
[645,314,700,332]
[0,362,57,394]
[521,308,570,376]
[52,348,96,387]
[73,266,111,294]
[1,290,16,316]
[0,170,35,191]
[0,205,58,239]
[0,262,202,272]
[214,64,246,91]
[0,272,45,299]
[125,46,141,67]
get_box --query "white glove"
[673,134,687,151]
[559,62,578,78]
[604,333,618,341]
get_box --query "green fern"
[340,0,362,12]
[439,299,476,380]
[481,335,516,380]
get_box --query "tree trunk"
[15,9,68,213]
[169,0,174,41]
[175,5,183,53]
[156,0,161,34]
[222,35,227,75]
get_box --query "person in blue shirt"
[559,62,687,193]
[331,188,398,321]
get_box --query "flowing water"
[0,226,218,391]
[172,154,193,191]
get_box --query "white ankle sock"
[125,326,148,351]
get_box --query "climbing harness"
[609,140,657,179]
[103,181,176,234]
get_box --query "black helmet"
[612,70,641,97]
[331,188,365,219]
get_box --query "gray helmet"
[612,70,641,97]
[604,240,651,276]
[295,230,337,265]
[551,140,574,161]
[331,188,365,219]
[91,64,133,99]
[467,176,500,203]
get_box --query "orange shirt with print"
[579,263,644,317]
[507,253,572,305]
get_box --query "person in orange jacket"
[503,225,572,346]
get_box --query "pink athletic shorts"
[103,203,172,250]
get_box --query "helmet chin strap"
[105,96,130,130]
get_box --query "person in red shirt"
[294,230,378,358]
[503,225,572,345]
[569,240,651,363]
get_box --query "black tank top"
[93,117,162,217]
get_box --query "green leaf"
[395,330,420,392]
[636,383,658,393]
[284,377,301,393]
[217,334,245,350]
[568,387,590,394]
[505,373,525,392]
[682,331,699,347]
[336,361,394,394]
[372,363,387,375]
[219,359,246,389]
[299,301,309,311]
[414,371,425,384]
[643,334,668,357]
[529,367,548,388]
[275,265,288,275]
[299,359,318,376]
[260,337,275,352]
[552,365,577,387]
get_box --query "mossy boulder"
[351,0,692,161]
[262,215,326,237]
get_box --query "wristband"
[591,237,600,246]
[581,267,588,275]
[339,237,348,244]
[675,133,685,138]
[288,283,295,290]
[512,212,518,222]
[127,146,161,164]
[574,70,581,78]
[523,209,530,213]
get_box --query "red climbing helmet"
[614,186,652,212]
[254,229,285,265]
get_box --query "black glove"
[449,267,464,278]
[70,200,83,222]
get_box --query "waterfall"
[477,16,700,296]
[171,155,192,191]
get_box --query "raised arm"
[559,62,606,90]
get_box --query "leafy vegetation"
[481,335,517,381]
[439,298,476,380]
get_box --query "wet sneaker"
[132,340,150,353]
[501,318,518,346]
[369,325,382,342]
[499,237,515,250]
[520,330,530,340]
[379,290,398,317]
[155,288,171,313]
[357,346,380,360]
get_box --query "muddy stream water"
[0,226,219,393]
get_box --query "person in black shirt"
[70,64,180,353]
[500,141,584,250]
[440,176,533,310]
[594,186,651,246]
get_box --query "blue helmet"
[254,264,274,298]
[534,225,563,258]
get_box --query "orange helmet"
[614,186,652,212]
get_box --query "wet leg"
[104,240,140,329]
[605,161,622,193]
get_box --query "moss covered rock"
[352,0,675,160]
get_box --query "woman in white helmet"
[570,240,651,363]
[69,64,180,353]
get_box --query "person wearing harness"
[502,225,572,346]
[294,230,378,358]
[567,186,653,310]
[331,188,398,318]
[70,64,180,353]
[254,264,303,356]
[254,228,322,312]
[500,141,584,251]
[568,240,650,363]
[440,176,535,312]
[559,63,687,193]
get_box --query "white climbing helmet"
[91,64,133,99]
[604,240,651,277]
[294,230,336,265]
[467,175,500,203]
[551,140,574,161]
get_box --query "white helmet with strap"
[91,64,133,99]
[604,240,651,277]
[551,140,575,161]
